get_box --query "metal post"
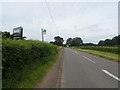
[41,28,44,42]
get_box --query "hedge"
[2,39,58,87]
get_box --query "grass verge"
[71,47,119,62]
[5,51,61,88]
[18,54,59,88]
[2,39,60,88]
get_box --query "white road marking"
[75,51,79,55]
[83,56,96,63]
[102,69,120,81]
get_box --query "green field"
[71,46,119,62]
[2,39,61,88]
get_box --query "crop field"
[78,46,120,54]
[71,46,120,62]
[2,39,59,88]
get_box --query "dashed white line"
[102,69,120,81]
[75,51,79,55]
[74,51,96,63]
[74,50,119,82]
[83,56,96,63]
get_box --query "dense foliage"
[2,39,58,87]
[66,35,120,46]
[1,31,13,39]
[66,37,83,46]
[50,36,64,46]
[98,35,120,46]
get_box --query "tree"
[71,37,83,46]
[49,41,54,45]
[54,36,64,46]
[66,38,72,46]
[118,35,120,45]
[111,36,118,45]
[104,39,112,46]
[98,40,105,46]
[2,31,13,39]
[97,35,120,46]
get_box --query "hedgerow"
[2,39,58,87]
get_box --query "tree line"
[98,35,120,46]
[50,35,120,46]
[1,31,120,46]
[50,36,83,46]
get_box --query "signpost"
[13,26,23,40]
[41,28,46,42]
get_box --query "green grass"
[71,47,119,62]
[18,54,59,88]
[75,46,119,54]
[4,53,59,88]
[2,39,60,88]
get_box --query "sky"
[0,0,118,44]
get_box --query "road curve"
[60,48,119,88]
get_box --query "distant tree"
[66,38,72,46]
[98,40,105,46]
[98,35,120,46]
[66,37,83,46]
[54,36,64,46]
[118,35,120,45]
[104,39,112,46]
[111,36,118,45]
[49,41,54,45]
[70,37,83,46]
[2,31,13,39]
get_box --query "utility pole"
[41,28,44,42]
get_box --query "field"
[2,39,61,88]
[71,46,120,62]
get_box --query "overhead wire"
[44,0,58,29]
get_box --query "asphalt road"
[60,48,119,88]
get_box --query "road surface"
[60,48,119,88]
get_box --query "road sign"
[42,29,46,34]
[41,28,47,42]
[42,29,46,32]
[13,26,23,39]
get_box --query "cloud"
[1,2,118,44]
[0,0,119,2]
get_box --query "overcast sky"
[0,1,118,44]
